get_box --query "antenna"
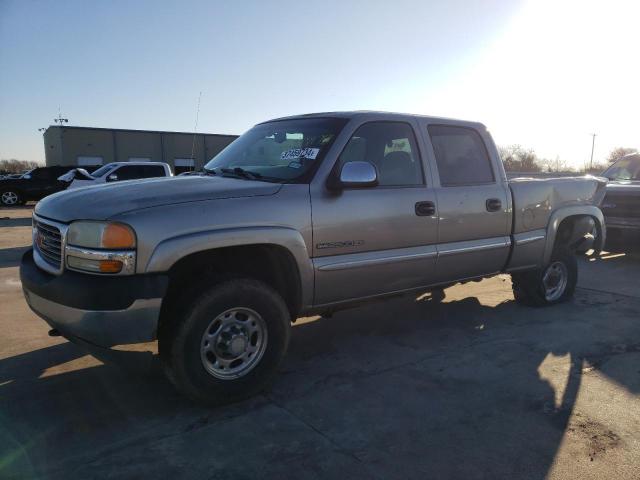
[54,107,68,125]
[190,91,202,161]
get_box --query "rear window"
[428,125,495,186]
[116,164,165,180]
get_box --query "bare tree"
[498,145,543,172]
[0,159,40,175]
[538,155,572,173]
[606,147,638,163]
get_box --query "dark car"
[601,153,640,246]
[0,166,77,206]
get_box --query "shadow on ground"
[1,282,638,479]
[0,246,30,268]
[0,217,31,228]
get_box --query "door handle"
[486,198,502,212]
[415,201,436,216]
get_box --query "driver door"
[310,121,439,306]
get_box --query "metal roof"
[44,125,238,138]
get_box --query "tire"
[160,278,291,405]
[429,288,446,303]
[511,247,577,307]
[1,190,21,207]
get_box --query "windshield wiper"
[220,167,263,181]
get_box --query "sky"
[1,0,638,169]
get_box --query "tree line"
[2,145,638,177]
[498,145,637,174]
[0,159,41,175]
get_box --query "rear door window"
[428,125,495,186]
[114,165,146,180]
[141,165,166,177]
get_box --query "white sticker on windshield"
[280,147,320,161]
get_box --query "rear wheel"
[1,190,21,206]
[160,278,291,405]
[511,247,577,307]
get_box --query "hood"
[35,176,282,223]
[58,168,92,182]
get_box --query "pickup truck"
[20,111,607,404]
[600,153,640,246]
[59,161,172,189]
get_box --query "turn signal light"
[102,224,136,249]
[99,260,123,273]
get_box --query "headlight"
[67,221,136,249]
[66,221,136,274]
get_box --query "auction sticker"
[280,147,320,161]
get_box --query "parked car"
[600,153,640,247]
[0,166,77,206]
[20,111,606,404]
[59,161,172,189]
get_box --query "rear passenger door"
[424,124,511,283]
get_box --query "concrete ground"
[1,206,639,479]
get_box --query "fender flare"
[144,226,314,309]
[543,205,606,264]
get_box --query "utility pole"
[589,133,597,171]
[55,108,68,165]
[190,91,202,163]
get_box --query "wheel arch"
[150,227,313,333]
[1,187,24,204]
[543,206,606,264]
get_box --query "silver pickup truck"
[20,111,607,404]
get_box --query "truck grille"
[34,220,63,269]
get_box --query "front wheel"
[1,190,22,206]
[511,247,577,307]
[160,278,291,405]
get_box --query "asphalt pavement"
[1,206,639,479]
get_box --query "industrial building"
[42,126,238,174]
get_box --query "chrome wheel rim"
[542,261,568,301]
[1,191,18,205]
[200,307,267,380]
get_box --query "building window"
[128,157,151,162]
[174,158,195,175]
[77,156,103,167]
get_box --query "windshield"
[90,164,116,178]
[602,155,640,181]
[204,118,347,182]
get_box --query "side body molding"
[543,205,606,264]
[144,226,315,309]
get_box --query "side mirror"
[107,173,118,182]
[23,174,31,180]
[336,161,378,189]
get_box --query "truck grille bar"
[34,220,63,269]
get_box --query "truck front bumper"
[20,249,169,348]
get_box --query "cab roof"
[260,111,486,129]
